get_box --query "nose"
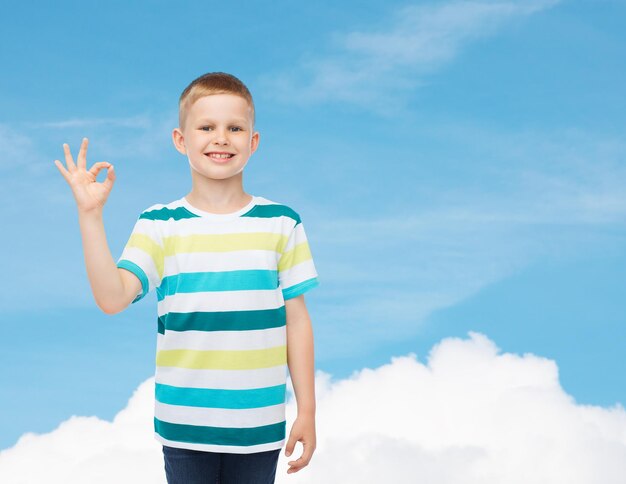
[212,127,229,145]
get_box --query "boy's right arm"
[78,211,142,314]
[55,137,139,315]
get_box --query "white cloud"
[25,115,154,130]
[2,332,626,483]
[0,378,164,483]
[260,0,561,113]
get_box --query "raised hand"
[54,137,116,213]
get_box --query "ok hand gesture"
[54,137,115,213]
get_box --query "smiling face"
[173,93,259,182]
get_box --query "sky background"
[1,0,625,481]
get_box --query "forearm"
[77,209,126,314]
[286,316,316,415]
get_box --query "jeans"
[162,445,280,484]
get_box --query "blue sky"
[1,0,625,452]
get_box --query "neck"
[186,174,251,213]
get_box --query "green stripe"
[156,383,286,408]
[140,206,199,221]
[155,417,286,447]
[139,202,302,225]
[157,269,278,301]
[160,306,286,334]
[242,203,301,225]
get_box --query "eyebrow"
[196,117,248,125]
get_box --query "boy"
[54,72,319,483]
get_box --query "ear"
[172,128,186,155]
[250,131,260,155]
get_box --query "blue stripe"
[283,277,320,300]
[155,383,286,409]
[157,269,278,301]
[117,260,149,303]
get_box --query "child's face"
[173,93,259,182]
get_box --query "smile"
[205,153,235,162]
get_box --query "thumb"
[285,434,297,457]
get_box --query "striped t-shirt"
[116,194,320,454]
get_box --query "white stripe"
[158,215,284,234]
[133,216,161,234]
[159,326,286,351]
[157,289,283,316]
[155,364,287,389]
[155,401,285,427]
[283,222,308,251]
[155,433,284,454]
[279,259,318,290]
[164,249,279,274]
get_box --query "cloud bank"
[260,0,561,113]
[2,331,626,483]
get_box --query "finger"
[287,453,309,467]
[287,456,306,466]
[63,143,77,171]
[77,137,88,170]
[292,440,313,462]
[54,159,71,183]
[285,439,296,457]
[102,164,115,191]
[287,445,313,469]
[287,462,306,474]
[88,161,112,177]
[289,458,310,471]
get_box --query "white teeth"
[207,153,233,159]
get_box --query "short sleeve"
[278,217,320,301]
[116,210,164,304]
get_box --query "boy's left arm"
[284,294,317,475]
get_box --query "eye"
[200,126,213,131]
[230,126,243,132]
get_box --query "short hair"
[178,72,255,131]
